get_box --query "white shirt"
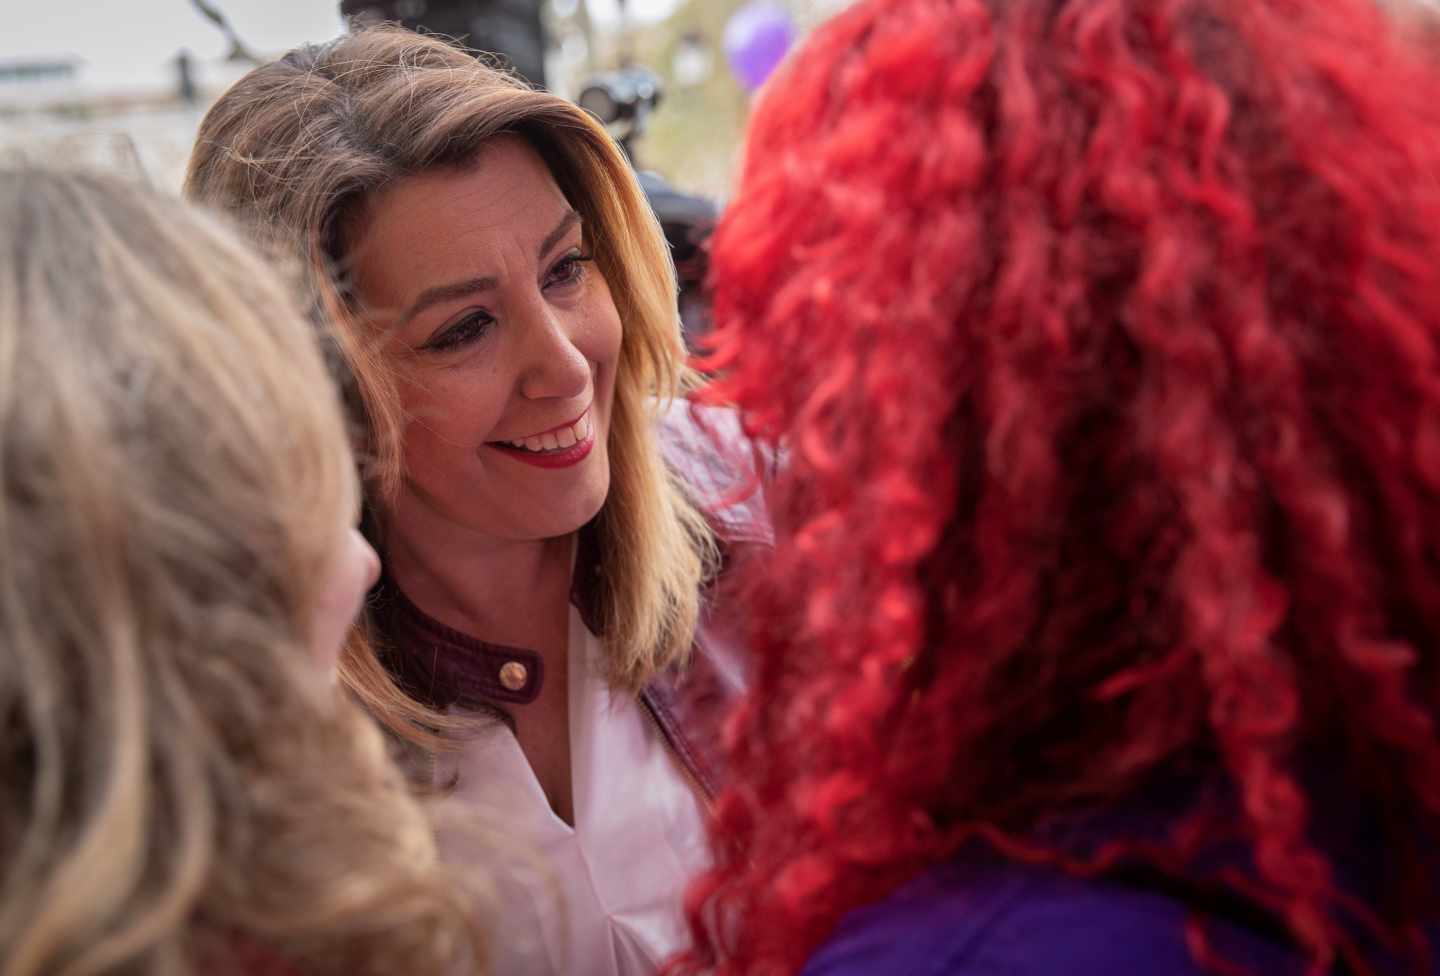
[433,605,711,976]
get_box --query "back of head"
[0,168,480,975]
[684,0,1440,971]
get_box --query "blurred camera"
[577,67,663,145]
[577,67,716,344]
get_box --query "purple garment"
[801,859,1317,976]
[801,774,1440,976]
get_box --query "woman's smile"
[488,408,596,469]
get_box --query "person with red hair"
[671,0,1440,973]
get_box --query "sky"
[1,0,679,93]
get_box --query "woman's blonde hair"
[0,168,482,975]
[185,27,714,734]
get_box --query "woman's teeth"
[508,413,592,453]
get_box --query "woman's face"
[350,136,623,545]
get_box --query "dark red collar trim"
[373,521,605,710]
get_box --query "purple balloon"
[723,2,796,92]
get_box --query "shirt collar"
[373,521,605,710]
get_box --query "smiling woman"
[185,25,767,976]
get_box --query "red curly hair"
[674,0,1440,973]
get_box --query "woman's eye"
[546,251,593,289]
[422,311,493,352]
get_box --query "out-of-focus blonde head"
[0,167,482,976]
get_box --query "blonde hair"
[185,27,715,732]
[0,168,483,975]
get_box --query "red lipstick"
[493,434,594,469]
[489,411,596,469]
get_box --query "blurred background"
[0,0,852,196]
[6,0,1440,209]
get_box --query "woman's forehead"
[346,139,580,308]
[374,141,565,234]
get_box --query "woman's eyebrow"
[400,275,499,326]
[538,210,583,260]
[399,211,583,326]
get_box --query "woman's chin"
[509,479,610,542]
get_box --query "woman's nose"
[515,299,590,402]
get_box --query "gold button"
[499,661,529,691]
